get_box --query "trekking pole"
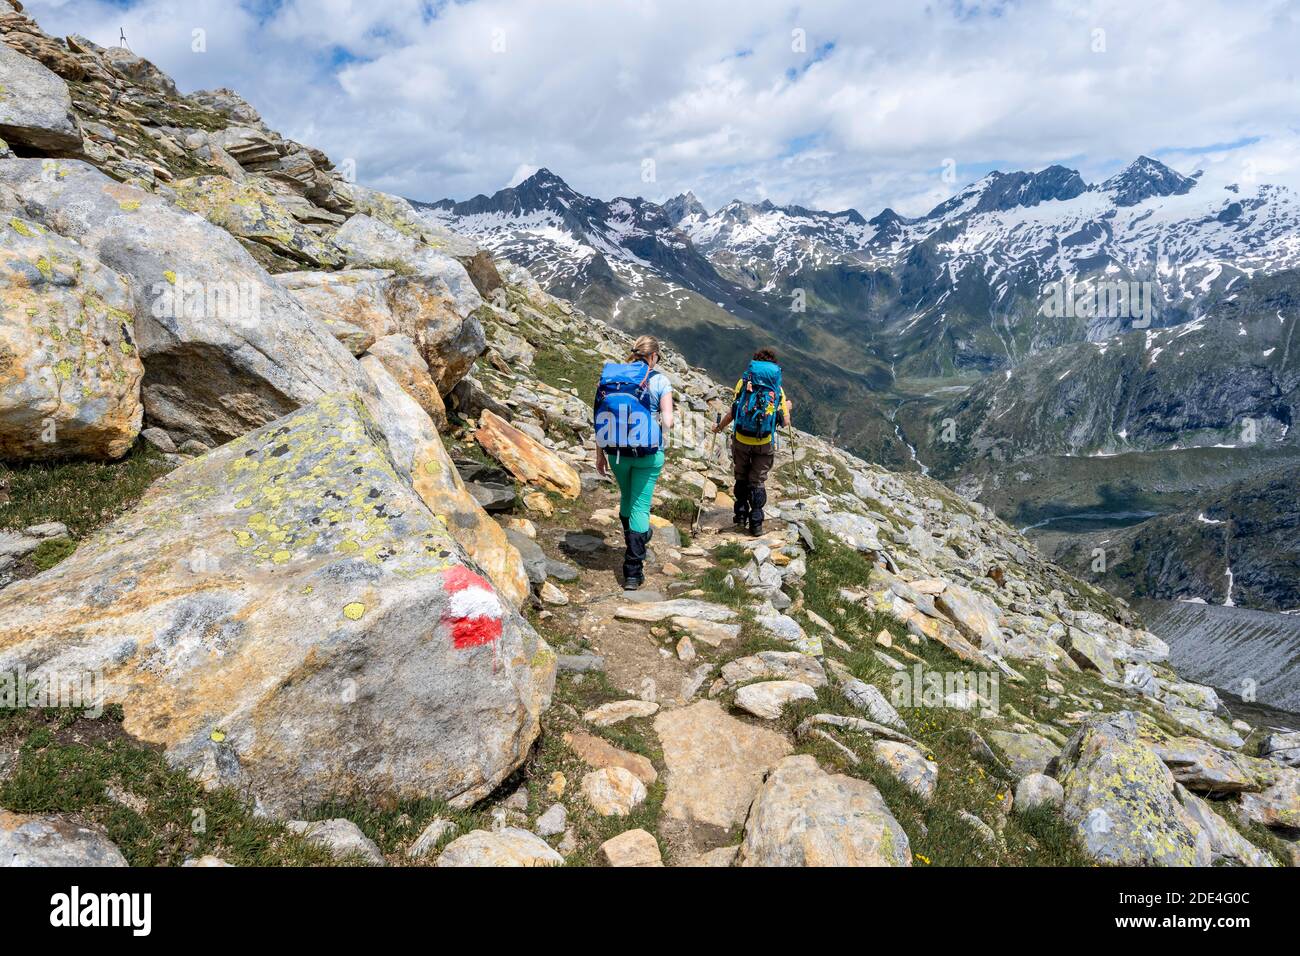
[693,412,721,534]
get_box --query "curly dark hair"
[753,347,778,363]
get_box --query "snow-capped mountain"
[422,158,1300,382]
[415,168,901,461]
[672,157,1300,374]
[417,168,727,303]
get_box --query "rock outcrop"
[0,39,81,154]
[0,159,372,448]
[1056,712,1212,866]
[172,175,342,269]
[359,355,529,605]
[277,267,484,393]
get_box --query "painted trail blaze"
[442,565,504,649]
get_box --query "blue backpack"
[594,362,662,456]
[734,360,783,440]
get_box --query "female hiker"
[593,335,674,590]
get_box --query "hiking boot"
[748,520,764,537]
[622,528,649,587]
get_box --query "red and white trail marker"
[441,565,504,650]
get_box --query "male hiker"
[713,348,791,536]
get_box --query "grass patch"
[529,338,601,403]
[0,441,174,540]
[305,793,486,863]
[0,706,334,866]
[31,538,77,571]
[656,495,698,526]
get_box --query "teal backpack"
[733,360,782,440]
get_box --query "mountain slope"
[1047,461,1300,612]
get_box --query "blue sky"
[24,0,1300,216]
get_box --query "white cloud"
[23,0,1300,216]
[506,163,539,188]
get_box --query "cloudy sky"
[24,0,1300,216]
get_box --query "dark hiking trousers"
[731,437,775,526]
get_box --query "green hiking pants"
[608,449,665,533]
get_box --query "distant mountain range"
[417,157,1300,610]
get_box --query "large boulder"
[172,175,342,268]
[1,811,127,867]
[985,729,1060,777]
[1056,712,1212,866]
[363,334,446,430]
[1261,731,1300,768]
[1144,731,1267,794]
[277,268,395,353]
[0,41,82,154]
[359,355,529,606]
[209,125,281,166]
[1176,788,1276,867]
[935,583,1004,648]
[0,395,554,817]
[474,408,581,497]
[738,755,912,867]
[277,267,484,392]
[331,213,482,318]
[0,214,143,459]
[0,159,373,447]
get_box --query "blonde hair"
[629,335,661,364]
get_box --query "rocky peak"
[1100,154,1197,206]
[663,189,708,225]
[925,164,1089,219]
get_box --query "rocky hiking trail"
[0,2,1297,868]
